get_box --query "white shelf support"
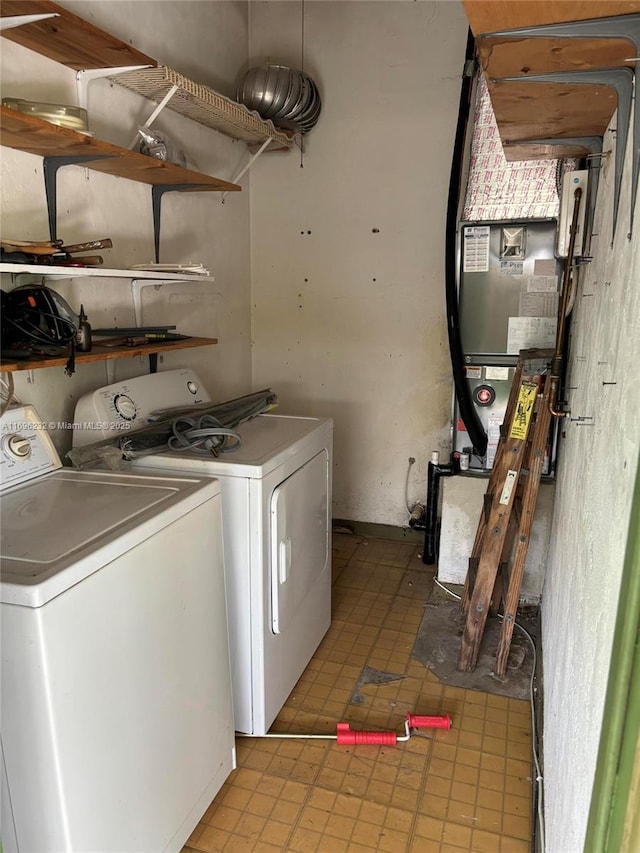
[76,65,152,110]
[131,279,157,327]
[0,13,58,31]
[130,276,213,326]
[222,138,271,202]
[128,84,179,149]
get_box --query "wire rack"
[110,65,293,149]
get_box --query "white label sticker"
[507,316,557,354]
[499,470,518,505]
[485,366,510,381]
[527,274,558,292]
[519,292,559,318]
[465,366,482,380]
[463,226,490,273]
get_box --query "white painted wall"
[248,0,469,525]
[1,1,253,456]
[542,116,640,852]
[439,475,555,602]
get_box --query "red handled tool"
[336,714,451,745]
[240,712,452,746]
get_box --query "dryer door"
[270,450,329,634]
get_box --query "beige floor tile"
[181,535,534,853]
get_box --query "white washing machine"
[73,370,333,735]
[1,405,235,853]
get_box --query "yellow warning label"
[509,381,538,440]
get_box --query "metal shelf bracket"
[43,154,116,241]
[491,68,634,245]
[222,137,272,203]
[480,14,640,239]
[76,66,152,110]
[128,84,179,150]
[0,13,58,31]
[151,185,205,263]
[505,136,603,257]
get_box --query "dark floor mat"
[411,591,536,701]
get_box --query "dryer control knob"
[187,380,199,395]
[3,434,32,460]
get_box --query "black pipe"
[423,456,459,565]
[445,29,487,457]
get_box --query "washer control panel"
[0,406,61,490]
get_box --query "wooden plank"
[458,416,530,672]
[0,107,241,191]
[487,80,617,144]
[490,507,518,617]
[463,1,640,35]
[463,1,640,161]
[502,142,597,163]
[1,0,157,70]
[495,379,554,676]
[462,355,527,612]
[478,37,635,80]
[0,337,218,372]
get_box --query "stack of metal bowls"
[236,64,321,134]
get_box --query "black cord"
[4,307,76,347]
[444,29,488,456]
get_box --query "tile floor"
[183,535,534,853]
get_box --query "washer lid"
[132,414,333,478]
[1,469,220,607]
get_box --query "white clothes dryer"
[74,370,333,735]
[1,405,235,853]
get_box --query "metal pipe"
[422,451,459,565]
[549,188,582,418]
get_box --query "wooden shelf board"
[490,80,617,151]
[0,106,241,191]
[462,1,640,161]
[1,1,293,153]
[502,142,598,162]
[1,337,218,373]
[463,1,640,35]
[0,0,157,70]
[478,37,636,80]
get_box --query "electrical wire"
[0,373,19,417]
[3,306,76,348]
[432,576,545,851]
[167,414,241,456]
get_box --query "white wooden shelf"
[0,263,211,280]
